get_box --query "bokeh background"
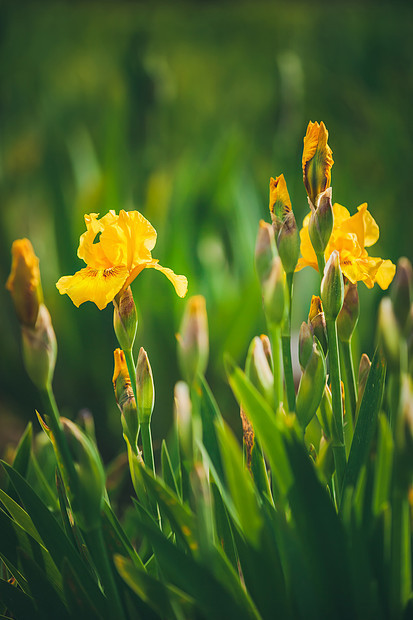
[1,2,412,463]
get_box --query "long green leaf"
[342,347,386,496]
[0,462,107,617]
[12,423,32,479]
[17,548,70,620]
[133,504,260,620]
[0,579,38,620]
[215,420,263,547]
[225,355,292,495]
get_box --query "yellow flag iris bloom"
[57,210,188,309]
[296,203,396,289]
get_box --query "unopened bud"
[296,340,327,428]
[277,211,300,274]
[357,353,371,413]
[302,120,334,208]
[308,188,333,255]
[391,257,412,331]
[337,281,359,342]
[299,321,313,370]
[6,238,43,328]
[377,297,401,370]
[113,348,139,446]
[113,286,138,351]
[240,407,254,470]
[61,418,105,532]
[174,381,193,461]
[321,251,344,320]
[308,295,328,355]
[177,295,209,384]
[255,220,277,284]
[259,334,273,368]
[262,256,285,326]
[136,347,155,424]
[21,304,57,390]
[245,337,273,402]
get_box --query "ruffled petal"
[77,212,117,269]
[100,210,156,270]
[56,265,128,310]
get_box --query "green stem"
[281,272,296,413]
[85,524,126,620]
[326,317,346,501]
[40,386,78,494]
[269,324,283,412]
[340,339,357,430]
[140,421,155,474]
[390,479,411,617]
[123,348,138,403]
[316,252,326,281]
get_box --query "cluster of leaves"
[1,270,413,620]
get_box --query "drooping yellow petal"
[375,259,396,290]
[269,175,292,226]
[302,121,334,206]
[56,265,128,310]
[151,262,188,298]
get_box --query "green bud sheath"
[113,286,138,352]
[321,251,344,320]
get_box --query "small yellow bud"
[6,238,43,327]
[113,348,139,446]
[308,295,327,355]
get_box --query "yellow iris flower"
[296,202,396,289]
[56,210,188,309]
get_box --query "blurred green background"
[1,2,412,462]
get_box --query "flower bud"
[321,251,344,320]
[245,337,273,402]
[255,220,277,284]
[377,297,401,371]
[302,121,334,208]
[268,175,300,273]
[6,238,43,328]
[308,188,333,255]
[177,295,209,384]
[308,295,328,355]
[262,256,285,326]
[391,257,412,331]
[61,418,105,532]
[113,286,138,352]
[174,381,193,461]
[21,304,57,390]
[296,339,327,428]
[136,347,155,424]
[357,353,371,414]
[277,211,300,274]
[260,334,273,368]
[299,321,314,370]
[240,407,254,470]
[337,281,359,343]
[113,348,139,446]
